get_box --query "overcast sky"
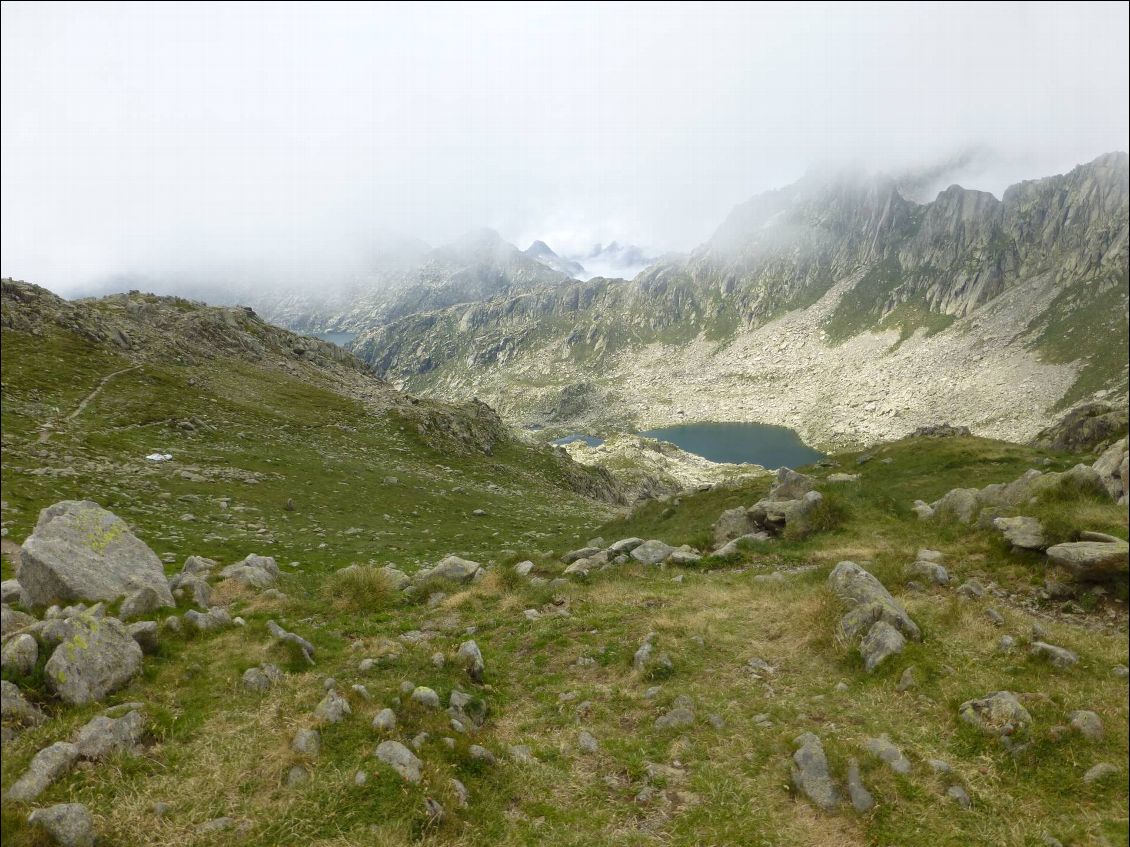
[2,1,1128,296]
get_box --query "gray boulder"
[1,679,46,727]
[1046,541,1128,581]
[1029,641,1079,669]
[791,732,839,811]
[119,586,164,620]
[27,803,95,847]
[562,546,602,564]
[313,689,351,723]
[846,757,874,812]
[865,735,911,774]
[7,741,80,802]
[907,559,949,585]
[958,691,1031,736]
[218,554,279,589]
[457,639,485,683]
[770,467,814,500]
[1,579,26,605]
[993,516,1046,551]
[859,621,905,672]
[291,728,320,756]
[1,632,39,675]
[415,555,481,583]
[18,501,174,608]
[827,561,921,642]
[375,739,423,783]
[126,620,159,654]
[631,540,675,566]
[1092,437,1128,501]
[608,537,644,554]
[2,604,36,638]
[45,614,143,705]
[73,709,145,760]
[712,508,759,547]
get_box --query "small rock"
[314,689,351,723]
[27,803,95,847]
[946,785,971,808]
[376,740,423,782]
[846,758,874,812]
[1069,710,1104,740]
[411,686,440,708]
[291,728,320,757]
[1083,762,1119,784]
[578,730,599,753]
[865,735,911,774]
[1,633,38,675]
[791,733,839,811]
[372,708,397,731]
[1029,641,1078,669]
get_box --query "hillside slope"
[351,154,1129,449]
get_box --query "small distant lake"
[639,422,823,468]
[313,331,358,347]
[552,434,605,447]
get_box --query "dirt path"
[37,365,141,443]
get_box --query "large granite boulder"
[18,501,173,608]
[44,613,143,705]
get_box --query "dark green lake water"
[639,422,824,468]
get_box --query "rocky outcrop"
[343,155,1128,450]
[18,501,174,609]
[1033,404,1128,453]
[828,561,920,672]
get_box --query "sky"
[2,1,1128,296]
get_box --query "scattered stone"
[1083,762,1119,784]
[469,744,496,764]
[378,566,411,590]
[1,633,38,675]
[411,686,440,708]
[513,560,534,576]
[18,501,174,608]
[958,691,1031,736]
[218,554,279,589]
[286,765,309,786]
[126,620,159,654]
[865,735,911,774]
[578,730,599,753]
[946,785,972,808]
[998,635,1016,652]
[985,608,1005,627]
[631,539,676,566]
[928,759,952,774]
[73,709,144,759]
[266,619,315,664]
[314,689,351,723]
[27,803,95,847]
[846,758,874,812]
[451,777,469,807]
[1,679,46,726]
[1046,541,1128,581]
[1029,641,1078,669]
[907,559,949,585]
[828,561,921,643]
[414,555,481,584]
[376,740,423,782]
[1069,710,1104,740]
[457,639,485,683]
[896,666,916,692]
[993,516,1046,550]
[372,708,397,731]
[45,613,143,706]
[791,733,839,811]
[655,707,695,730]
[859,620,906,672]
[291,728,320,757]
[956,580,986,599]
[7,741,80,802]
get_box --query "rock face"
[1034,406,1129,453]
[343,155,1128,451]
[1092,437,1128,503]
[18,501,174,608]
[44,613,143,705]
